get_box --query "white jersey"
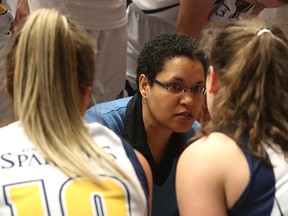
[131,0,255,25]
[264,145,288,215]
[29,0,127,30]
[0,121,148,216]
[209,0,255,23]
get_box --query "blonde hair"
[6,9,129,183]
[201,18,288,159]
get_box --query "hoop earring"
[142,97,147,104]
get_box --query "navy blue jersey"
[228,137,288,215]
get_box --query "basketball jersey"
[131,0,255,26]
[228,137,288,215]
[0,121,148,216]
[265,145,288,215]
[209,0,255,23]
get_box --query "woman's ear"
[207,66,219,94]
[139,74,149,98]
[80,86,91,115]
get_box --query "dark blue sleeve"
[121,138,149,202]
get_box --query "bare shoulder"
[177,132,250,212]
[179,132,248,180]
[182,132,241,162]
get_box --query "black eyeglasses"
[151,79,206,95]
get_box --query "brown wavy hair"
[200,18,288,159]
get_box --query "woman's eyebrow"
[168,78,205,86]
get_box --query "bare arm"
[176,132,250,215]
[135,150,153,216]
[176,136,228,216]
[177,0,215,38]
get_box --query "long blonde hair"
[6,9,129,183]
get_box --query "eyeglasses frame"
[150,78,207,95]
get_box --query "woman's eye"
[170,83,181,90]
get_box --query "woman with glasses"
[176,18,288,215]
[85,32,208,216]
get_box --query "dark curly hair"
[135,33,208,91]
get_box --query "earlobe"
[139,74,149,98]
[207,66,219,94]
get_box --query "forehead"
[156,56,205,83]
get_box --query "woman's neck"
[142,107,173,165]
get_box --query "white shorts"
[28,0,128,102]
[89,27,127,103]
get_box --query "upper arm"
[177,0,215,38]
[135,150,153,216]
[176,138,228,216]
